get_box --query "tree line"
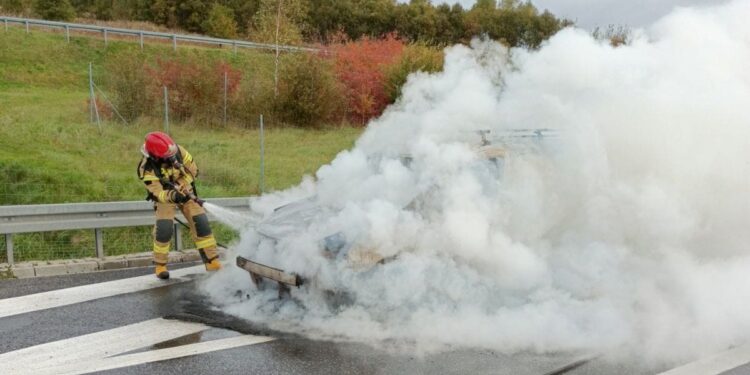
[2,0,572,48]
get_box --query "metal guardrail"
[0,198,251,265]
[0,16,319,53]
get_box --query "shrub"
[104,53,244,125]
[145,57,243,124]
[274,53,345,128]
[384,43,443,102]
[329,34,405,125]
[231,74,276,128]
[104,51,151,122]
[202,4,239,39]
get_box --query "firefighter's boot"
[155,263,170,279]
[206,257,222,271]
[199,248,222,271]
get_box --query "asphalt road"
[0,267,744,375]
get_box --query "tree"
[464,0,497,40]
[33,0,76,21]
[307,0,397,42]
[150,0,179,28]
[1,0,35,15]
[175,0,209,32]
[249,0,308,44]
[202,3,239,39]
[219,0,261,33]
[70,0,115,20]
[394,0,438,42]
[432,4,466,45]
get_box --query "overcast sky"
[433,0,731,29]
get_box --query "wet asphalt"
[0,268,713,375]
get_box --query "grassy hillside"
[0,27,362,262]
[0,27,361,204]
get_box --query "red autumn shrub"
[214,62,243,97]
[329,34,405,125]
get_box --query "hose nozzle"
[189,193,204,206]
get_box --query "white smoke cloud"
[202,0,750,366]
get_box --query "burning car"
[236,129,558,296]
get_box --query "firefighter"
[137,131,222,279]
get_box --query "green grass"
[0,26,284,89]
[0,26,363,262]
[0,84,361,204]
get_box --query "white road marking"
[0,318,207,368]
[0,265,204,318]
[0,318,275,375]
[41,335,275,375]
[658,345,750,375]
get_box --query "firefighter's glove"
[169,190,189,204]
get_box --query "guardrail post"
[25,20,29,33]
[95,228,104,258]
[103,29,108,46]
[233,41,237,54]
[172,35,177,51]
[174,223,182,251]
[65,25,70,43]
[139,32,144,50]
[4,19,8,32]
[5,234,13,265]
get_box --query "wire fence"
[2,16,320,131]
[1,222,239,263]
[0,21,328,262]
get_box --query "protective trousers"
[152,200,219,266]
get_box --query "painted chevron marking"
[0,265,204,318]
[658,345,750,375]
[0,318,275,375]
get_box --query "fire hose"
[172,216,229,250]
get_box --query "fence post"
[95,228,104,258]
[273,0,282,97]
[172,35,177,51]
[89,62,101,129]
[5,234,13,266]
[139,32,144,50]
[174,224,182,251]
[65,25,70,43]
[103,28,108,46]
[163,86,169,133]
[259,114,265,193]
[223,71,228,126]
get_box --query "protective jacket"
[137,145,198,203]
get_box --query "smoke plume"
[202,0,750,365]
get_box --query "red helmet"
[142,131,178,159]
